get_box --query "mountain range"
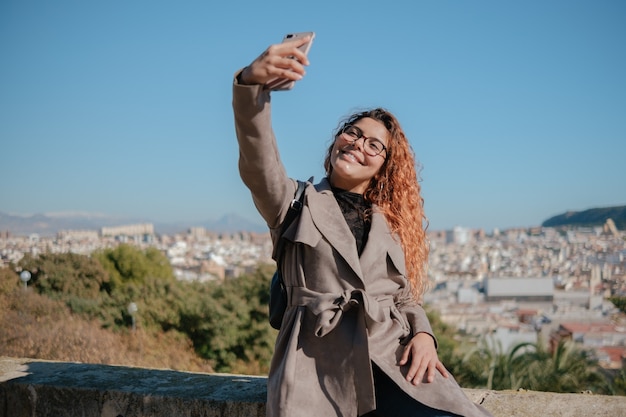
[0,211,267,237]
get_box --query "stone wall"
[1,357,625,417]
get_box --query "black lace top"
[331,187,372,255]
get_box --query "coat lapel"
[306,179,364,280]
[358,210,399,277]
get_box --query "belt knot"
[290,287,393,338]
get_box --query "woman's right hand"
[239,36,312,86]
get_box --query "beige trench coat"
[233,77,492,417]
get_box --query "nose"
[348,136,366,151]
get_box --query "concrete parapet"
[1,357,624,417]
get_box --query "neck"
[328,175,367,195]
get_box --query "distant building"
[550,322,626,369]
[488,326,538,353]
[485,277,554,303]
[445,226,472,245]
[101,223,154,237]
[457,287,481,304]
[553,290,602,310]
[188,227,208,239]
[604,218,619,237]
[57,229,99,241]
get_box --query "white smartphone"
[265,32,315,91]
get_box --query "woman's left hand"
[398,332,449,385]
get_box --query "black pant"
[363,365,461,417]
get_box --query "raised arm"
[232,36,311,230]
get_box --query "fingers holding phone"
[240,32,315,90]
[266,32,314,90]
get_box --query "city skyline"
[2,1,625,232]
[1,203,623,238]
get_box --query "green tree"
[18,252,113,321]
[17,247,180,330]
[178,264,276,374]
[91,244,179,328]
[19,252,109,299]
[93,244,174,292]
[452,337,528,390]
[609,297,626,314]
[452,336,609,394]
[610,365,626,395]
[521,340,609,394]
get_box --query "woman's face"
[329,117,389,194]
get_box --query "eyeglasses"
[339,125,388,157]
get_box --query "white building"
[485,277,554,303]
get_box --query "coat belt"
[289,286,394,415]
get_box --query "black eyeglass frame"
[339,125,388,158]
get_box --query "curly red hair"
[324,108,429,299]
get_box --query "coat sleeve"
[395,283,439,349]
[232,70,297,231]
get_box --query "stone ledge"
[1,357,624,417]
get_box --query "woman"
[233,36,493,417]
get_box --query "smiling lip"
[340,149,364,165]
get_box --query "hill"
[542,205,626,230]
[0,288,214,373]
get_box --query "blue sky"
[1,0,625,232]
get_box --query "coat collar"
[306,178,398,283]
